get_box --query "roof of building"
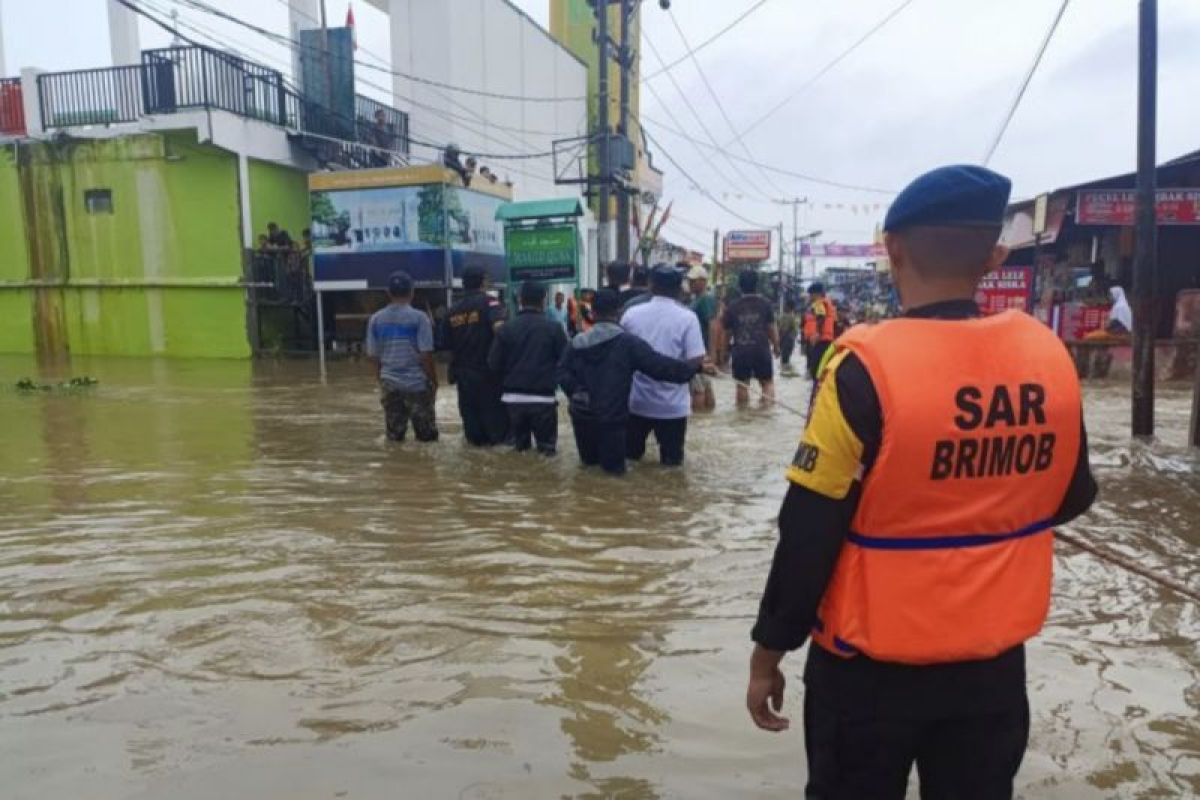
[495,198,584,221]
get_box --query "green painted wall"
[0,146,30,282]
[249,158,310,243]
[0,133,309,358]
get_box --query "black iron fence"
[140,46,287,124]
[35,44,409,167]
[0,77,24,136]
[38,65,147,128]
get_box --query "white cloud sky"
[3,0,1198,260]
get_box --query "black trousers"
[454,370,509,446]
[803,646,1030,800]
[625,413,687,466]
[806,339,832,380]
[780,332,797,366]
[570,415,627,475]
[507,402,558,455]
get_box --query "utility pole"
[1132,0,1157,438]
[777,223,785,312]
[772,197,807,297]
[596,1,612,268]
[616,0,633,264]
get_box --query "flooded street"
[1,355,1197,799]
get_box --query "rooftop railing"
[35,45,408,167]
[0,77,26,136]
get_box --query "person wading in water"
[746,164,1097,799]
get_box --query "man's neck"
[390,299,410,308]
[899,284,978,311]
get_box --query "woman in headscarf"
[1107,286,1133,335]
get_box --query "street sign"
[505,225,579,283]
[723,230,771,261]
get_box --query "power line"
[119,0,578,164]
[665,8,789,198]
[643,0,771,81]
[731,0,918,144]
[170,0,586,103]
[982,0,1071,165]
[643,32,771,201]
[641,127,774,230]
[642,115,897,195]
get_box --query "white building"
[86,0,597,284]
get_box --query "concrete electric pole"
[1132,0,1157,438]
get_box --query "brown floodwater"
[0,355,1197,799]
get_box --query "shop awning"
[1001,193,1068,250]
[495,198,584,222]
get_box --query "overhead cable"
[642,116,897,195]
[641,127,775,230]
[732,0,918,144]
[644,0,771,80]
[981,0,1071,165]
[169,0,587,103]
[117,0,577,163]
[666,8,789,198]
[643,32,772,202]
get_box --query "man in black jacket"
[442,266,508,446]
[488,281,568,455]
[557,289,709,475]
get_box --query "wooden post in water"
[1131,0,1158,438]
[1190,354,1200,448]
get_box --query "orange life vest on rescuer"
[811,310,1082,665]
[803,297,837,342]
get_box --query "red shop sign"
[1076,188,1200,226]
[975,266,1033,315]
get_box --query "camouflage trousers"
[381,386,439,442]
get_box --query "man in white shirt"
[621,264,707,466]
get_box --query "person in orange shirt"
[746,165,1097,799]
[802,282,838,380]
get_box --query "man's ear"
[985,243,1010,274]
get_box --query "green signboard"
[505,225,579,283]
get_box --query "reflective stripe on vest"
[810,311,1082,665]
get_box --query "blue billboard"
[311,182,506,288]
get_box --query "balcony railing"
[0,77,25,136]
[38,66,146,128]
[35,45,409,168]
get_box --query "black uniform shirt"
[444,291,506,375]
[752,300,1099,714]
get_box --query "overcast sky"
[3,0,1199,260]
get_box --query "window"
[84,189,113,214]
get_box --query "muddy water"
[0,355,1197,799]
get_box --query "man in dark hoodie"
[558,289,709,476]
[488,281,568,455]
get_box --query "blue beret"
[883,165,1012,232]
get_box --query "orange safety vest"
[811,310,1082,665]
[803,297,837,343]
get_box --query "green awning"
[495,198,584,221]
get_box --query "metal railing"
[0,78,25,136]
[35,45,409,168]
[38,66,146,128]
[140,46,287,125]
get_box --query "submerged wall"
[0,134,309,358]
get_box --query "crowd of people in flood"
[364,261,842,475]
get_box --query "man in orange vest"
[802,282,838,380]
[746,165,1097,798]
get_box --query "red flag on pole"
[346,3,357,50]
